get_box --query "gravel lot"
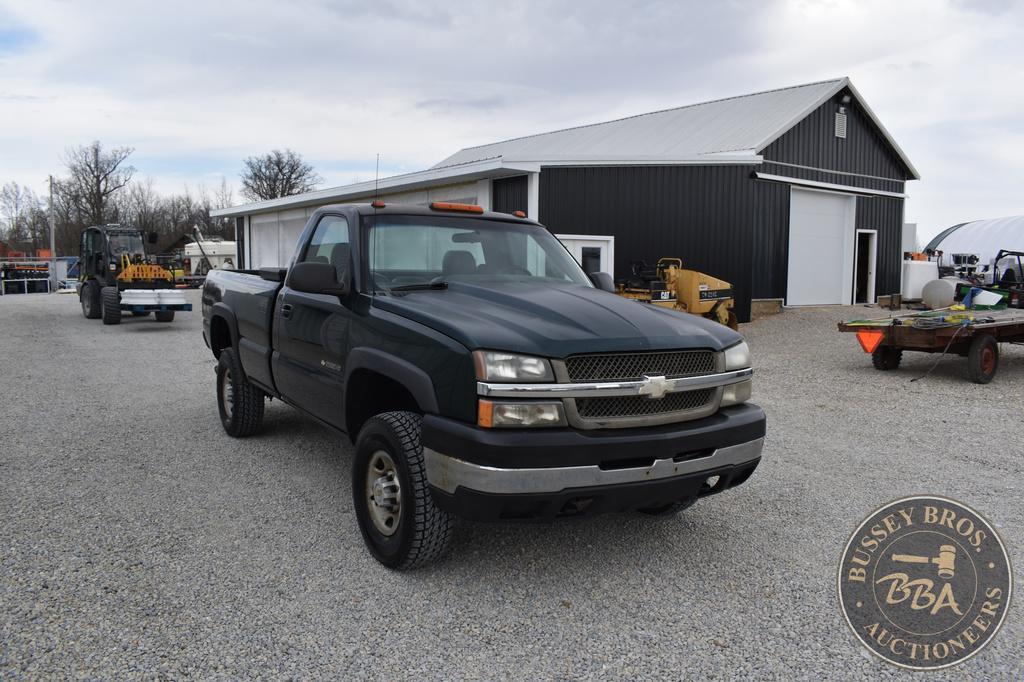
[1,290,1021,679]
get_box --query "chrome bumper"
[423,437,764,495]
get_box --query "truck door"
[81,228,104,282]
[272,214,352,428]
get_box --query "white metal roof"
[925,215,1024,263]
[214,77,918,218]
[434,77,919,179]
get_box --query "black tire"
[100,286,121,325]
[131,310,151,317]
[216,348,265,437]
[871,346,902,370]
[353,411,452,569]
[637,496,698,518]
[154,310,175,322]
[967,335,998,384]
[80,282,101,319]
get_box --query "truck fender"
[344,347,439,414]
[208,303,240,353]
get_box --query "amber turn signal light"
[477,399,494,428]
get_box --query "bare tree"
[240,149,321,201]
[63,141,135,225]
[0,182,40,247]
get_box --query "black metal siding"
[539,165,757,322]
[762,87,913,180]
[752,179,790,299]
[235,216,246,269]
[856,195,904,297]
[492,175,528,215]
[750,181,906,301]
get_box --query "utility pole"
[48,175,57,292]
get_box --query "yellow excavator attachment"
[117,253,173,283]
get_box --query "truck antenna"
[374,153,380,203]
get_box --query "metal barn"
[213,77,919,322]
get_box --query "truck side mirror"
[289,261,348,296]
[589,272,615,292]
[148,231,159,244]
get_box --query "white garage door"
[787,188,856,305]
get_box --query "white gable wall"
[243,181,481,269]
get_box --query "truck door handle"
[281,303,293,319]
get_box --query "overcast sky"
[1,0,1021,242]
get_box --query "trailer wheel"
[154,310,175,322]
[80,282,101,319]
[353,411,453,569]
[871,346,902,370]
[100,287,121,325]
[967,335,998,384]
[216,347,265,436]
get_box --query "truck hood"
[371,281,742,357]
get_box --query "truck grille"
[560,350,721,428]
[576,388,715,419]
[565,350,716,382]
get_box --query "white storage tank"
[901,260,939,301]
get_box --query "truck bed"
[203,268,282,389]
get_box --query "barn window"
[835,110,848,139]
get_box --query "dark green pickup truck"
[202,202,765,569]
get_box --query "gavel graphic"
[891,545,957,579]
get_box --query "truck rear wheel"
[155,310,175,322]
[80,282,101,319]
[967,335,998,384]
[216,348,265,436]
[353,411,452,569]
[101,287,121,325]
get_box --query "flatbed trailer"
[838,309,1024,383]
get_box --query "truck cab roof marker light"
[429,202,484,214]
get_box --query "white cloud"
[0,0,1021,242]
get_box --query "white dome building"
[925,215,1024,264]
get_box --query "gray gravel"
[1,291,1021,679]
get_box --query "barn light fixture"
[840,94,852,105]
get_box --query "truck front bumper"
[421,404,765,521]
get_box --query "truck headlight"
[473,351,554,382]
[478,400,565,428]
[723,341,750,370]
[109,263,117,271]
[722,341,751,406]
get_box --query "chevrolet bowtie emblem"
[638,374,670,399]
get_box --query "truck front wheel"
[353,411,452,569]
[216,347,265,436]
[81,282,101,319]
[101,286,121,325]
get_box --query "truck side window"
[304,216,350,282]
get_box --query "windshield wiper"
[389,280,448,292]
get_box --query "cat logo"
[838,496,1012,670]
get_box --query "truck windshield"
[107,232,145,257]
[367,216,592,291]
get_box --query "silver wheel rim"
[365,450,401,536]
[221,368,234,418]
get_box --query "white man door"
[556,235,615,276]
